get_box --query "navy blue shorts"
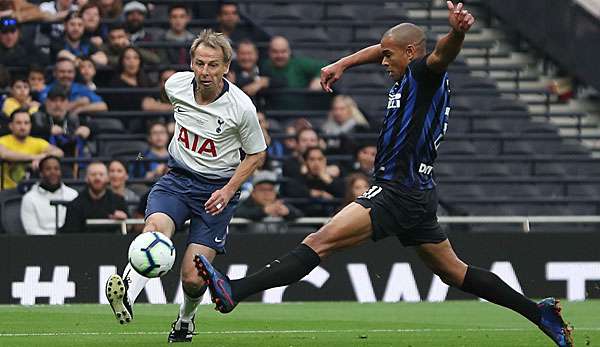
[145,170,239,254]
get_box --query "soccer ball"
[128,232,176,278]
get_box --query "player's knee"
[181,272,205,293]
[433,266,464,287]
[303,223,342,257]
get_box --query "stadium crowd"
[0,0,379,235]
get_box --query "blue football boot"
[193,254,237,313]
[538,298,574,347]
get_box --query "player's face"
[380,35,411,81]
[66,17,84,41]
[86,163,109,193]
[40,158,62,186]
[28,71,45,91]
[351,178,370,199]
[252,182,277,205]
[169,8,190,33]
[10,80,30,102]
[55,60,76,87]
[191,44,230,93]
[9,112,32,140]
[108,161,128,188]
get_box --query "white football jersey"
[165,71,266,179]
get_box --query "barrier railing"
[86,215,600,235]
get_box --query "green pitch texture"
[0,301,597,346]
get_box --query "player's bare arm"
[205,150,266,215]
[426,1,475,73]
[320,44,383,92]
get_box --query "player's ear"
[406,44,417,61]
[224,61,231,75]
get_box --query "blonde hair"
[330,95,369,126]
[189,29,233,64]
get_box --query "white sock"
[179,289,202,323]
[123,263,149,304]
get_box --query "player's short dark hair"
[39,155,61,171]
[302,146,324,161]
[9,107,30,122]
[168,4,190,15]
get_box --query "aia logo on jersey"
[177,126,217,157]
[387,93,401,109]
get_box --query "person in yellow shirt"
[0,108,63,189]
[1,76,40,117]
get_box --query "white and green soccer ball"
[128,232,176,278]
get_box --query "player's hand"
[447,1,475,34]
[320,62,345,93]
[205,187,235,216]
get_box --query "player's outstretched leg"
[105,273,134,325]
[195,203,372,313]
[416,240,573,347]
[169,244,212,343]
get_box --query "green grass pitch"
[0,301,597,346]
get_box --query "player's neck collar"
[191,78,229,104]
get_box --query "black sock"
[230,244,321,302]
[461,266,541,325]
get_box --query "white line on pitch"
[1,327,599,337]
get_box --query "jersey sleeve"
[238,106,267,155]
[409,54,445,85]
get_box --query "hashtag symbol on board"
[11,266,76,305]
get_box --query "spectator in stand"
[98,0,122,19]
[130,122,169,179]
[123,1,154,44]
[236,170,303,222]
[338,172,370,210]
[257,111,284,159]
[282,127,339,181]
[20,155,78,235]
[322,95,370,154]
[39,58,108,115]
[262,36,325,91]
[50,11,108,65]
[31,84,91,158]
[294,146,344,216]
[80,2,106,48]
[230,40,269,102]
[141,69,175,134]
[214,2,264,46]
[102,23,160,67]
[107,46,152,110]
[60,161,128,233]
[1,0,68,23]
[0,17,48,67]
[27,65,47,101]
[2,76,40,117]
[162,4,194,65]
[0,109,63,189]
[78,56,97,90]
[38,0,77,41]
[108,159,140,215]
[347,143,376,177]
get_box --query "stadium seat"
[324,5,357,20]
[502,141,536,155]
[101,141,148,158]
[534,163,568,176]
[520,122,560,134]
[437,140,477,155]
[88,118,125,134]
[1,196,25,234]
[474,163,512,176]
[471,119,504,133]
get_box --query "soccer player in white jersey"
[104,29,266,343]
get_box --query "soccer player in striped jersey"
[104,29,266,343]
[195,2,573,346]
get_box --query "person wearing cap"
[0,17,48,67]
[31,84,91,158]
[123,1,155,44]
[235,170,303,222]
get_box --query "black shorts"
[355,182,447,246]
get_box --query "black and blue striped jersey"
[373,55,450,190]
